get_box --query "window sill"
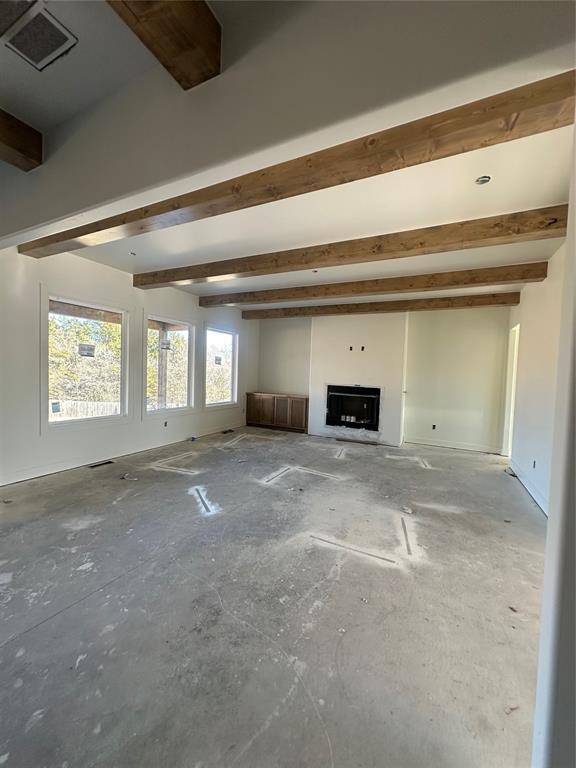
[145,406,196,417]
[204,402,239,411]
[47,413,129,429]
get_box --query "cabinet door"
[274,396,291,427]
[289,398,308,431]
[246,394,260,424]
[260,394,275,425]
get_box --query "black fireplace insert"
[325,385,380,431]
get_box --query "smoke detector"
[1,1,77,71]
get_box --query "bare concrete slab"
[0,429,545,767]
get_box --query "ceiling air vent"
[3,2,77,71]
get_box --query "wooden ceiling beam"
[18,70,575,259]
[198,262,547,306]
[108,0,221,90]
[134,206,566,288]
[0,108,42,172]
[242,293,521,320]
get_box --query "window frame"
[44,293,129,428]
[203,325,239,409]
[144,314,195,416]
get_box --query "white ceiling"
[203,240,563,309]
[77,126,572,304]
[0,0,156,131]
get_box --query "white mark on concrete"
[15,648,25,658]
[294,466,341,480]
[0,573,13,587]
[151,465,200,477]
[14,678,23,689]
[24,709,45,733]
[0,753,9,765]
[188,486,222,517]
[308,600,324,615]
[385,454,434,470]
[211,585,334,768]
[76,562,94,572]
[334,447,346,460]
[112,489,132,506]
[75,654,87,669]
[99,624,115,636]
[146,450,202,477]
[279,595,290,605]
[401,517,412,556]
[310,534,397,565]
[318,698,325,706]
[220,433,248,448]
[230,677,299,765]
[62,516,103,531]
[414,501,465,514]
[260,466,292,484]
[260,465,342,485]
[92,722,102,735]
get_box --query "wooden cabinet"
[289,397,308,431]
[246,392,308,433]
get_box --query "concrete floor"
[0,428,546,768]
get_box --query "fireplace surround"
[325,384,381,431]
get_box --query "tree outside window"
[205,328,237,405]
[48,300,123,422]
[146,319,190,411]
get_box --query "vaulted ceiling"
[2,1,574,319]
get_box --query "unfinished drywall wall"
[308,314,407,446]
[257,318,311,395]
[509,243,566,513]
[0,248,259,485]
[404,307,510,452]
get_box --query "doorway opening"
[502,324,520,457]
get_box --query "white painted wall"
[308,314,407,446]
[509,243,566,514]
[257,318,311,396]
[531,146,574,768]
[404,308,510,453]
[0,248,259,486]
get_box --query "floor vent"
[89,460,115,469]
[3,3,77,71]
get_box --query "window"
[146,318,191,412]
[48,299,124,422]
[205,328,237,406]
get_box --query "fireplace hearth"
[325,385,380,431]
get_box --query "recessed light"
[475,175,491,185]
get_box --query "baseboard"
[0,420,245,487]
[509,461,549,515]
[406,437,500,454]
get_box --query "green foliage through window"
[146,320,190,411]
[205,329,236,405]
[48,301,123,422]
